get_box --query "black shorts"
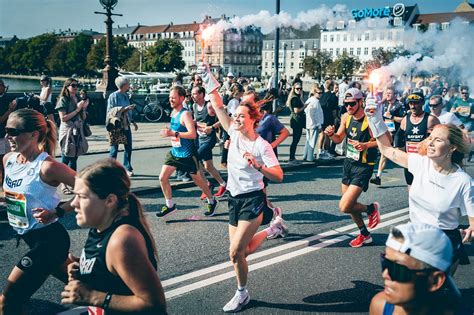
[228,190,273,227]
[341,158,374,192]
[16,222,70,297]
[443,229,470,265]
[404,168,414,185]
[164,151,199,174]
[196,135,216,162]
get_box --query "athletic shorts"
[228,190,273,227]
[341,158,374,192]
[443,229,470,265]
[404,168,414,185]
[16,222,70,297]
[164,151,199,174]
[196,135,216,162]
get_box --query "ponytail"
[39,119,57,156]
[128,193,158,259]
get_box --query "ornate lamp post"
[95,0,123,94]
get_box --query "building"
[319,4,419,62]
[128,24,170,47]
[412,1,474,31]
[261,26,320,80]
[53,28,103,42]
[112,24,141,42]
[198,15,263,78]
[0,35,18,48]
[164,22,201,70]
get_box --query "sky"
[0,0,461,38]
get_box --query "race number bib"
[5,190,29,229]
[170,136,181,148]
[88,306,105,315]
[385,120,396,132]
[406,141,419,153]
[196,122,208,137]
[457,106,470,117]
[346,139,360,161]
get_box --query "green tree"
[23,33,57,74]
[302,50,333,81]
[145,39,185,72]
[46,41,70,75]
[86,36,135,72]
[5,39,29,74]
[329,52,361,78]
[66,33,93,76]
[123,49,142,72]
[362,48,397,74]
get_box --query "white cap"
[386,223,452,272]
[227,72,234,78]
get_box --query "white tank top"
[3,152,60,235]
[40,86,52,103]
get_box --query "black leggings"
[290,125,303,160]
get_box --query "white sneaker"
[126,170,134,177]
[222,289,250,312]
[318,152,332,160]
[267,216,289,240]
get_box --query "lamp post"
[273,0,280,112]
[95,0,122,94]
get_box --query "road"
[0,147,473,314]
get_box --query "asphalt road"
[0,148,473,315]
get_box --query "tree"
[23,34,58,74]
[123,49,141,72]
[66,33,93,76]
[329,52,361,78]
[86,36,135,72]
[46,42,70,75]
[145,39,185,72]
[5,39,29,74]
[302,50,333,81]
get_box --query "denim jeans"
[303,128,320,162]
[109,128,133,171]
[62,154,78,171]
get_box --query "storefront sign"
[351,3,405,20]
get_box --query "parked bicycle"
[129,93,170,122]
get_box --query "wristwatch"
[175,131,179,138]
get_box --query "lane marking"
[162,207,409,288]
[165,211,410,299]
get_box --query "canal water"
[0,77,97,92]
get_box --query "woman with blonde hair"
[304,84,324,162]
[0,108,77,315]
[366,98,473,270]
[61,159,166,314]
[287,82,307,164]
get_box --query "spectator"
[287,82,306,164]
[318,79,339,159]
[303,84,324,162]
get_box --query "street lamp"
[95,0,122,94]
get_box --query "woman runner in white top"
[365,100,473,271]
[199,62,287,313]
[0,109,76,315]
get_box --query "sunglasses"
[380,253,435,283]
[69,83,79,88]
[461,92,469,95]
[5,127,29,136]
[295,88,302,91]
[345,101,358,107]
[429,103,442,107]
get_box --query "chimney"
[170,22,173,25]
[221,14,226,20]
[126,24,128,27]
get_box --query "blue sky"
[0,0,460,38]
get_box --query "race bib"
[385,120,396,132]
[170,136,181,148]
[197,122,208,137]
[406,141,419,153]
[346,139,360,161]
[5,190,29,229]
[88,306,105,315]
[457,106,470,117]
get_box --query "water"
[0,77,94,92]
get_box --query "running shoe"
[288,159,301,165]
[200,182,214,200]
[349,234,372,248]
[204,200,219,217]
[156,204,177,218]
[267,216,289,240]
[370,176,381,185]
[214,185,227,198]
[367,202,380,229]
[222,289,250,313]
[126,170,134,177]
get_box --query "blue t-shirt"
[107,91,132,123]
[256,113,284,144]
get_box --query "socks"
[367,203,375,216]
[207,197,216,204]
[376,170,382,177]
[237,286,247,295]
[165,198,174,208]
[359,225,370,237]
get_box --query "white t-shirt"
[408,154,474,229]
[438,110,463,127]
[304,96,324,129]
[227,126,279,196]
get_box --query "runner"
[429,95,464,128]
[0,109,76,315]
[396,91,440,190]
[370,223,462,315]
[365,101,473,270]
[155,86,218,218]
[198,62,288,312]
[324,88,381,248]
[191,85,227,199]
[61,159,166,314]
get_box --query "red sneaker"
[214,185,227,198]
[349,234,372,248]
[368,202,380,229]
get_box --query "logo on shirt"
[20,256,33,268]
[80,249,97,275]
[349,127,357,138]
[411,126,419,134]
[27,168,35,176]
[4,176,22,189]
[429,180,445,189]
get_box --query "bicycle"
[129,93,170,122]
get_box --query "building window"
[337,21,345,29]
[291,42,295,49]
[329,48,333,55]
[336,48,340,56]
[372,47,376,54]
[323,35,327,42]
[313,41,318,49]
[348,20,356,28]
[327,21,334,30]
[350,33,355,41]
[349,48,354,55]
[343,34,347,41]
[441,22,450,30]
[429,23,438,31]
[387,32,392,40]
[395,31,402,40]
[336,34,340,42]
[265,43,269,49]
[330,35,334,42]
[299,62,303,69]
[365,33,369,40]
[290,62,294,69]
[394,17,403,27]
[380,32,385,40]
[343,48,347,54]
[291,51,295,58]
[364,47,368,55]
[357,33,362,41]
[299,51,305,58]
[357,47,361,56]
[322,48,327,52]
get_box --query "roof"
[134,25,169,35]
[263,25,320,40]
[413,11,474,24]
[112,25,140,35]
[166,22,200,33]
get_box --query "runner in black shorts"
[324,88,381,248]
[155,86,218,218]
[199,62,288,312]
[0,109,76,315]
